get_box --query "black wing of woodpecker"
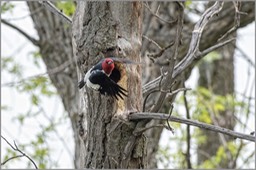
[89,70,127,100]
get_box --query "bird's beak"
[108,61,114,64]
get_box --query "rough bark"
[26,2,82,168]
[72,2,144,168]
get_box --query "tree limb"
[150,2,184,113]
[1,19,39,46]
[143,37,235,95]
[38,1,72,24]
[143,2,225,96]
[128,113,255,142]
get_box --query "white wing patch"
[86,78,100,90]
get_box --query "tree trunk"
[72,2,144,168]
[26,2,82,168]
[197,33,236,168]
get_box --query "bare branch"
[218,2,247,42]
[232,43,255,68]
[150,2,184,113]
[1,19,39,46]
[196,38,236,59]
[128,113,255,142]
[38,1,72,24]
[142,35,162,50]
[1,135,38,169]
[173,2,224,77]
[143,37,234,95]
[1,155,25,165]
[143,2,225,96]
[238,150,255,169]
[2,59,74,87]
[166,104,175,134]
[147,42,175,60]
[144,2,176,25]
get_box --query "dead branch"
[143,37,235,95]
[142,35,162,50]
[218,1,247,42]
[1,135,38,169]
[128,113,255,142]
[150,2,184,113]
[144,2,176,25]
[143,2,225,96]
[38,1,72,24]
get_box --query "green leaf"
[1,57,14,70]
[56,0,75,16]
[203,51,222,63]
[31,94,40,106]
[214,103,225,112]
[1,2,14,14]
[16,114,25,125]
[185,0,192,8]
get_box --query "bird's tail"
[78,80,85,89]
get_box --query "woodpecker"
[78,57,138,100]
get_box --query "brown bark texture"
[72,1,145,168]
[26,2,82,168]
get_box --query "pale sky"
[1,1,255,169]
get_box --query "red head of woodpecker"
[78,57,139,100]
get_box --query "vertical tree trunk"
[197,34,236,168]
[26,2,82,168]
[72,2,144,168]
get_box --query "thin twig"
[238,150,255,169]
[128,112,255,142]
[147,41,175,59]
[144,2,176,25]
[142,67,165,112]
[38,1,72,24]
[166,104,175,134]
[2,59,74,87]
[142,35,162,50]
[183,90,192,169]
[218,2,247,42]
[1,155,25,165]
[232,43,255,68]
[1,19,39,46]
[1,135,38,169]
